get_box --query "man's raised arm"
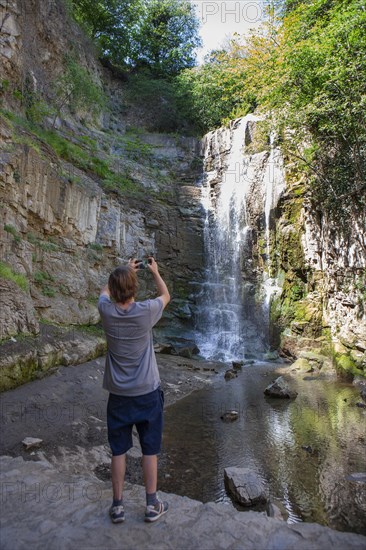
[147,257,170,309]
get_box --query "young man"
[98,257,170,524]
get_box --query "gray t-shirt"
[98,295,163,396]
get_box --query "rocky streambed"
[1,353,366,549]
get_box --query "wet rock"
[264,376,298,399]
[279,335,325,360]
[360,387,366,403]
[22,437,43,450]
[224,467,268,506]
[266,502,284,520]
[290,357,312,372]
[166,338,200,359]
[154,343,174,354]
[264,351,279,361]
[299,351,329,368]
[224,369,237,381]
[292,352,335,378]
[232,361,244,370]
[174,343,200,359]
[171,300,193,320]
[220,411,239,422]
[346,473,366,483]
[301,445,312,453]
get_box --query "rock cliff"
[0,0,204,388]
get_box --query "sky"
[190,1,266,63]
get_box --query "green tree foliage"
[70,0,201,75]
[71,0,143,66]
[176,49,256,132]
[180,0,366,216]
[124,70,187,131]
[266,0,366,214]
[133,0,201,75]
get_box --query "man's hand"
[128,258,140,272]
[147,256,159,274]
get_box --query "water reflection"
[160,363,366,534]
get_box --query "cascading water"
[196,115,261,361]
[195,115,286,362]
[262,132,286,309]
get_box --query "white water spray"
[262,132,286,314]
[196,116,259,361]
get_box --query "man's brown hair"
[108,266,138,304]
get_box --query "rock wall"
[0,0,205,388]
[0,122,204,333]
[270,163,366,376]
[300,199,366,371]
[0,0,102,117]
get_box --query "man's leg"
[142,454,157,494]
[138,389,168,521]
[111,454,126,501]
[142,454,168,521]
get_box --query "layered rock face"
[0,130,203,331]
[0,0,205,387]
[272,161,366,375]
[298,199,366,372]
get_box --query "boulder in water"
[22,437,43,450]
[266,501,285,520]
[220,410,239,422]
[232,361,244,370]
[224,467,268,506]
[264,376,298,399]
[224,369,237,381]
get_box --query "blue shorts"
[107,387,164,456]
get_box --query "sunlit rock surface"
[1,455,366,550]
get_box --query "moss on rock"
[333,352,365,378]
[0,326,107,392]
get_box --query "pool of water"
[159,362,366,534]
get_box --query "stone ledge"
[1,455,365,550]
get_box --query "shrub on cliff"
[69,0,201,76]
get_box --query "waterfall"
[195,115,285,362]
[262,133,286,309]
